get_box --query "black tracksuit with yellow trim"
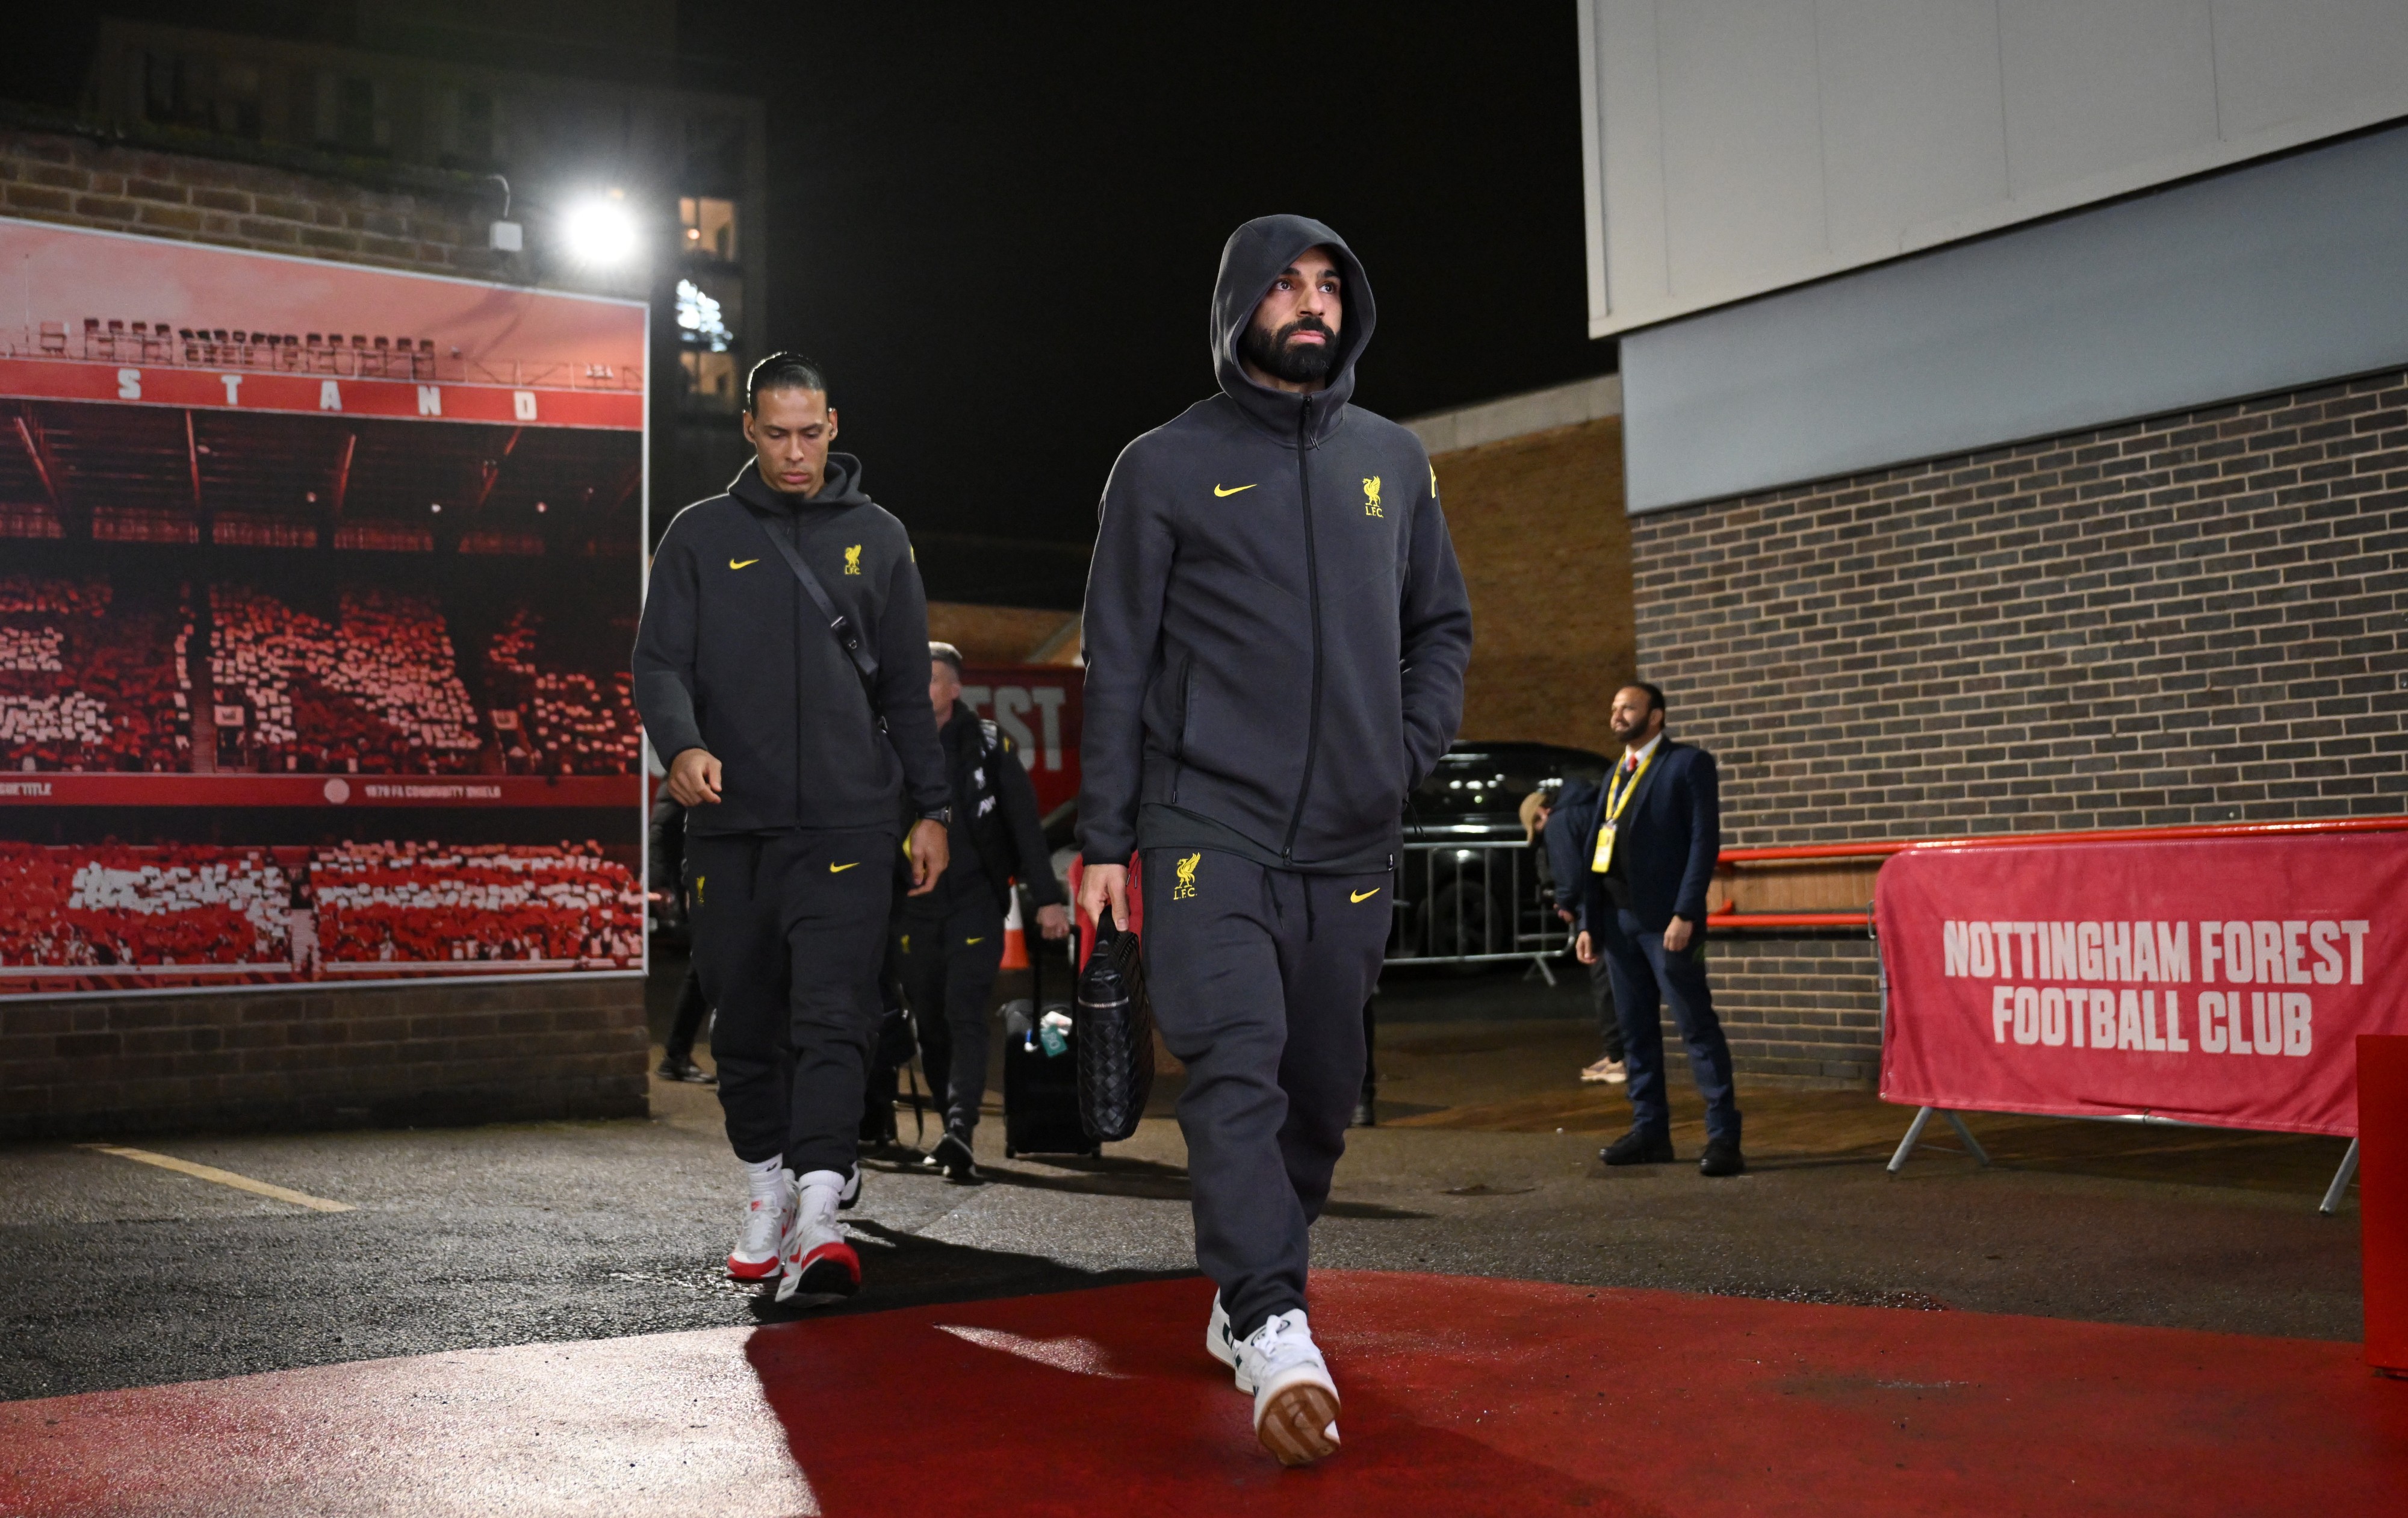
[1078,214,1472,1339]
[633,456,947,1172]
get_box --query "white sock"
[744,1154,784,1196]
[795,1169,847,1215]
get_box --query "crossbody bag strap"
[752,512,880,698]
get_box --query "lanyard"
[1603,748,1654,826]
[1590,747,1654,876]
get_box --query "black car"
[1392,741,1611,963]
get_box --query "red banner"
[0,774,637,809]
[958,664,1081,820]
[0,358,641,431]
[1876,832,2408,1137]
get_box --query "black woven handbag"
[1073,906,1155,1143]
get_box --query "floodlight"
[562,194,639,266]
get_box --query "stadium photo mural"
[0,217,648,997]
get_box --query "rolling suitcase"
[1002,918,1096,1159]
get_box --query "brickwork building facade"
[1634,370,2408,1084]
[1432,415,1633,758]
[1,126,500,276]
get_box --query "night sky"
[5,4,1616,606]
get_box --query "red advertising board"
[1876,833,2408,1137]
[958,664,1081,820]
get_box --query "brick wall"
[926,603,1083,665]
[0,976,648,1141]
[0,127,652,1134]
[1,126,501,275]
[1435,415,1633,755]
[1635,369,2408,1085]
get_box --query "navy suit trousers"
[1595,907,1741,1145]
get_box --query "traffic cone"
[999,888,1030,971]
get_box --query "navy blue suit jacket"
[1574,740,1721,936]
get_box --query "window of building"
[439,86,496,168]
[214,61,263,139]
[675,278,734,352]
[683,114,746,194]
[675,269,743,414]
[142,51,205,128]
[135,50,259,140]
[679,197,739,262]
[680,350,741,412]
[316,73,391,154]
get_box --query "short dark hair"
[1629,681,1666,717]
[746,352,829,411]
[928,641,964,675]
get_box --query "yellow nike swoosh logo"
[965,937,984,945]
[828,862,858,873]
[1212,484,1256,497]
[1351,888,1381,903]
[729,558,759,570]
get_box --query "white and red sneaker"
[727,1166,793,1282]
[775,1169,861,1306]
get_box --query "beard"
[1240,315,1339,384]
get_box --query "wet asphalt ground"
[0,954,2362,1402]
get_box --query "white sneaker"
[1205,1292,1238,1374]
[727,1167,794,1282]
[1233,1309,1341,1467]
[775,1169,861,1306]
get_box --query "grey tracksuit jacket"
[633,456,948,836]
[1077,213,1474,874]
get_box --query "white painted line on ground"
[79,1143,355,1213]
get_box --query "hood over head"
[1211,214,1374,445]
[728,450,872,512]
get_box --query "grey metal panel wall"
[1622,120,2408,512]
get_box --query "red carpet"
[3,1271,2401,1516]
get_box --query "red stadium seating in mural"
[0,841,638,974]
[0,576,190,773]
[483,608,643,774]
[211,584,485,775]
[0,843,291,968]
[309,841,641,966]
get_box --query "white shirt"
[1617,732,1663,776]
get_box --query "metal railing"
[1385,837,1571,968]
[4,322,642,391]
[1710,814,2408,930]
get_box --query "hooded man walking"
[1078,216,1472,1466]
[633,353,951,1307]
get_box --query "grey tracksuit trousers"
[689,827,896,1175]
[1141,847,1391,1340]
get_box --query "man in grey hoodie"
[1077,215,1472,1466]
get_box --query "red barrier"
[1876,832,2408,1138]
[2364,1036,2408,1374]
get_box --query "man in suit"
[1574,683,1744,1177]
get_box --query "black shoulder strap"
[753,512,879,695]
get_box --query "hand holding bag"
[1073,904,1155,1143]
